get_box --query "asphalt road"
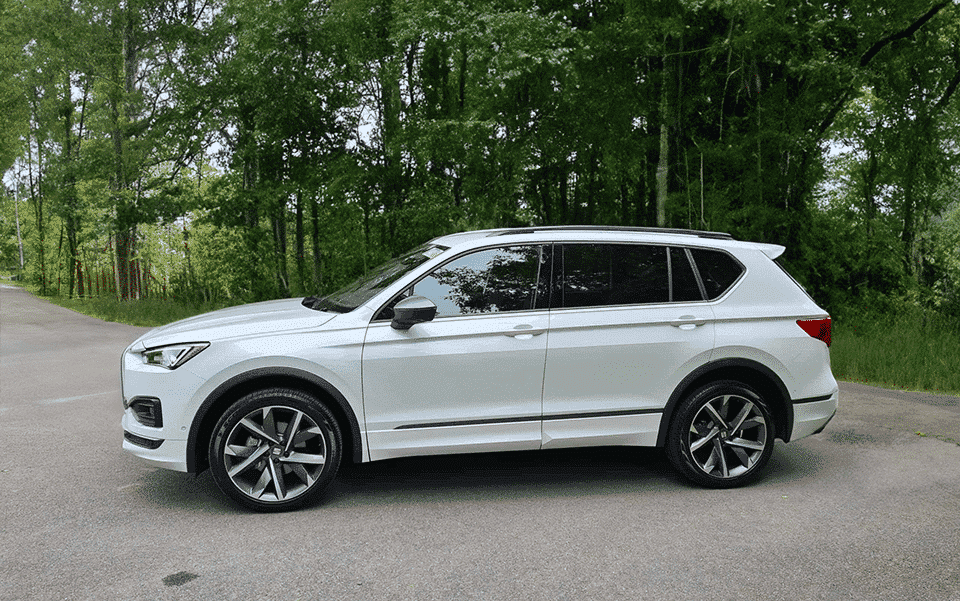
[1,283,959,601]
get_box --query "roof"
[429,226,785,259]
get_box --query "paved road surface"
[1,284,959,601]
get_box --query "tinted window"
[412,246,543,317]
[670,248,703,302]
[689,248,744,299]
[561,244,669,308]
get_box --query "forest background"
[1,0,960,391]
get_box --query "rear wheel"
[209,388,342,512]
[666,381,774,488]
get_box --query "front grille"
[124,431,164,450]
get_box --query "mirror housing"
[391,295,437,330]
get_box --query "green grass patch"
[832,309,960,397]
[43,295,229,327]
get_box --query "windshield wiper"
[302,296,351,313]
[302,296,326,311]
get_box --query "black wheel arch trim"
[186,367,363,473]
[657,358,795,447]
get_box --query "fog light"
[129,397,163,428]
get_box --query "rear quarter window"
[689,248,744,300]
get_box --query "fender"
[186,366,364,473]
[656,358,793,447]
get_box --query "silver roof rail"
[489,225,734,240]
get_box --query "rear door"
[541,244,715,449]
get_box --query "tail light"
[797,318,831,347]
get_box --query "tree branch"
[860,1,952,67]
[932,47,960,114]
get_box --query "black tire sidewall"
[666,380,774,489]
[209,388,342,512]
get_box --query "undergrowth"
[831,308,960,397]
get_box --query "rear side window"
[689,248,744,300]
[560,244,669,307]
[670,248,703,302]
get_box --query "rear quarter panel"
[709,248,836,401]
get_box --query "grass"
[2,275,230,327]
[831,309,960,397]
[43,294,229,327]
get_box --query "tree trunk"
[295,190,306,292]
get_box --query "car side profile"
[121,226,838,511]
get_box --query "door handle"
[504,324,545,338]
[670,315,708,330]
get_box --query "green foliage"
[832,305,960,396]
[4,0,960,343]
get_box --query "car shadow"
[127,442,828,512]
[325,446,677,506]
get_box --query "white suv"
[121,226,837,511]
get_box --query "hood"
[135,298,338,349]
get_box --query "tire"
[209,388,342,512]
[666,381,775,488]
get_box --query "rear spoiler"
[757,244,785,260]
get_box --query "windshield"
[303,243,447,312]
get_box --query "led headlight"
[141,343,209,369]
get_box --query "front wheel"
[209,388,342,512]
[666,381,775,488]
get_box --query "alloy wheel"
[221,405,329,504]
[686,393,768,479]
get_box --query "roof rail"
[490,225,734,240]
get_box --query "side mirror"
[391,295,437,330]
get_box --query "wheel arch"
[657,358,793,447]
[186,367,363,474]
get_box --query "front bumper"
[121,421,189,472]
[121,345,205,473]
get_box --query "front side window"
[399,245,544,318]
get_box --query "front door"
[362,245,550,461]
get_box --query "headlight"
[141,343,209,369]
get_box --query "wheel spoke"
[704,401,729,430]
[225,444,256,458]
[729,402,755,434]
[730,445,752,469]
[282,411,304,454]
[267,457,286,500]
[250,466,271,498]
[726,437,765,451]
[714,439,729,477]
[289,463,315,488]
[738,416,766,432]
[281,451,325,465]
[690,425,720,452]
[227,444,269,478]
[262,407,278,440]
[293,426,322,446]
[239,417,280,445]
